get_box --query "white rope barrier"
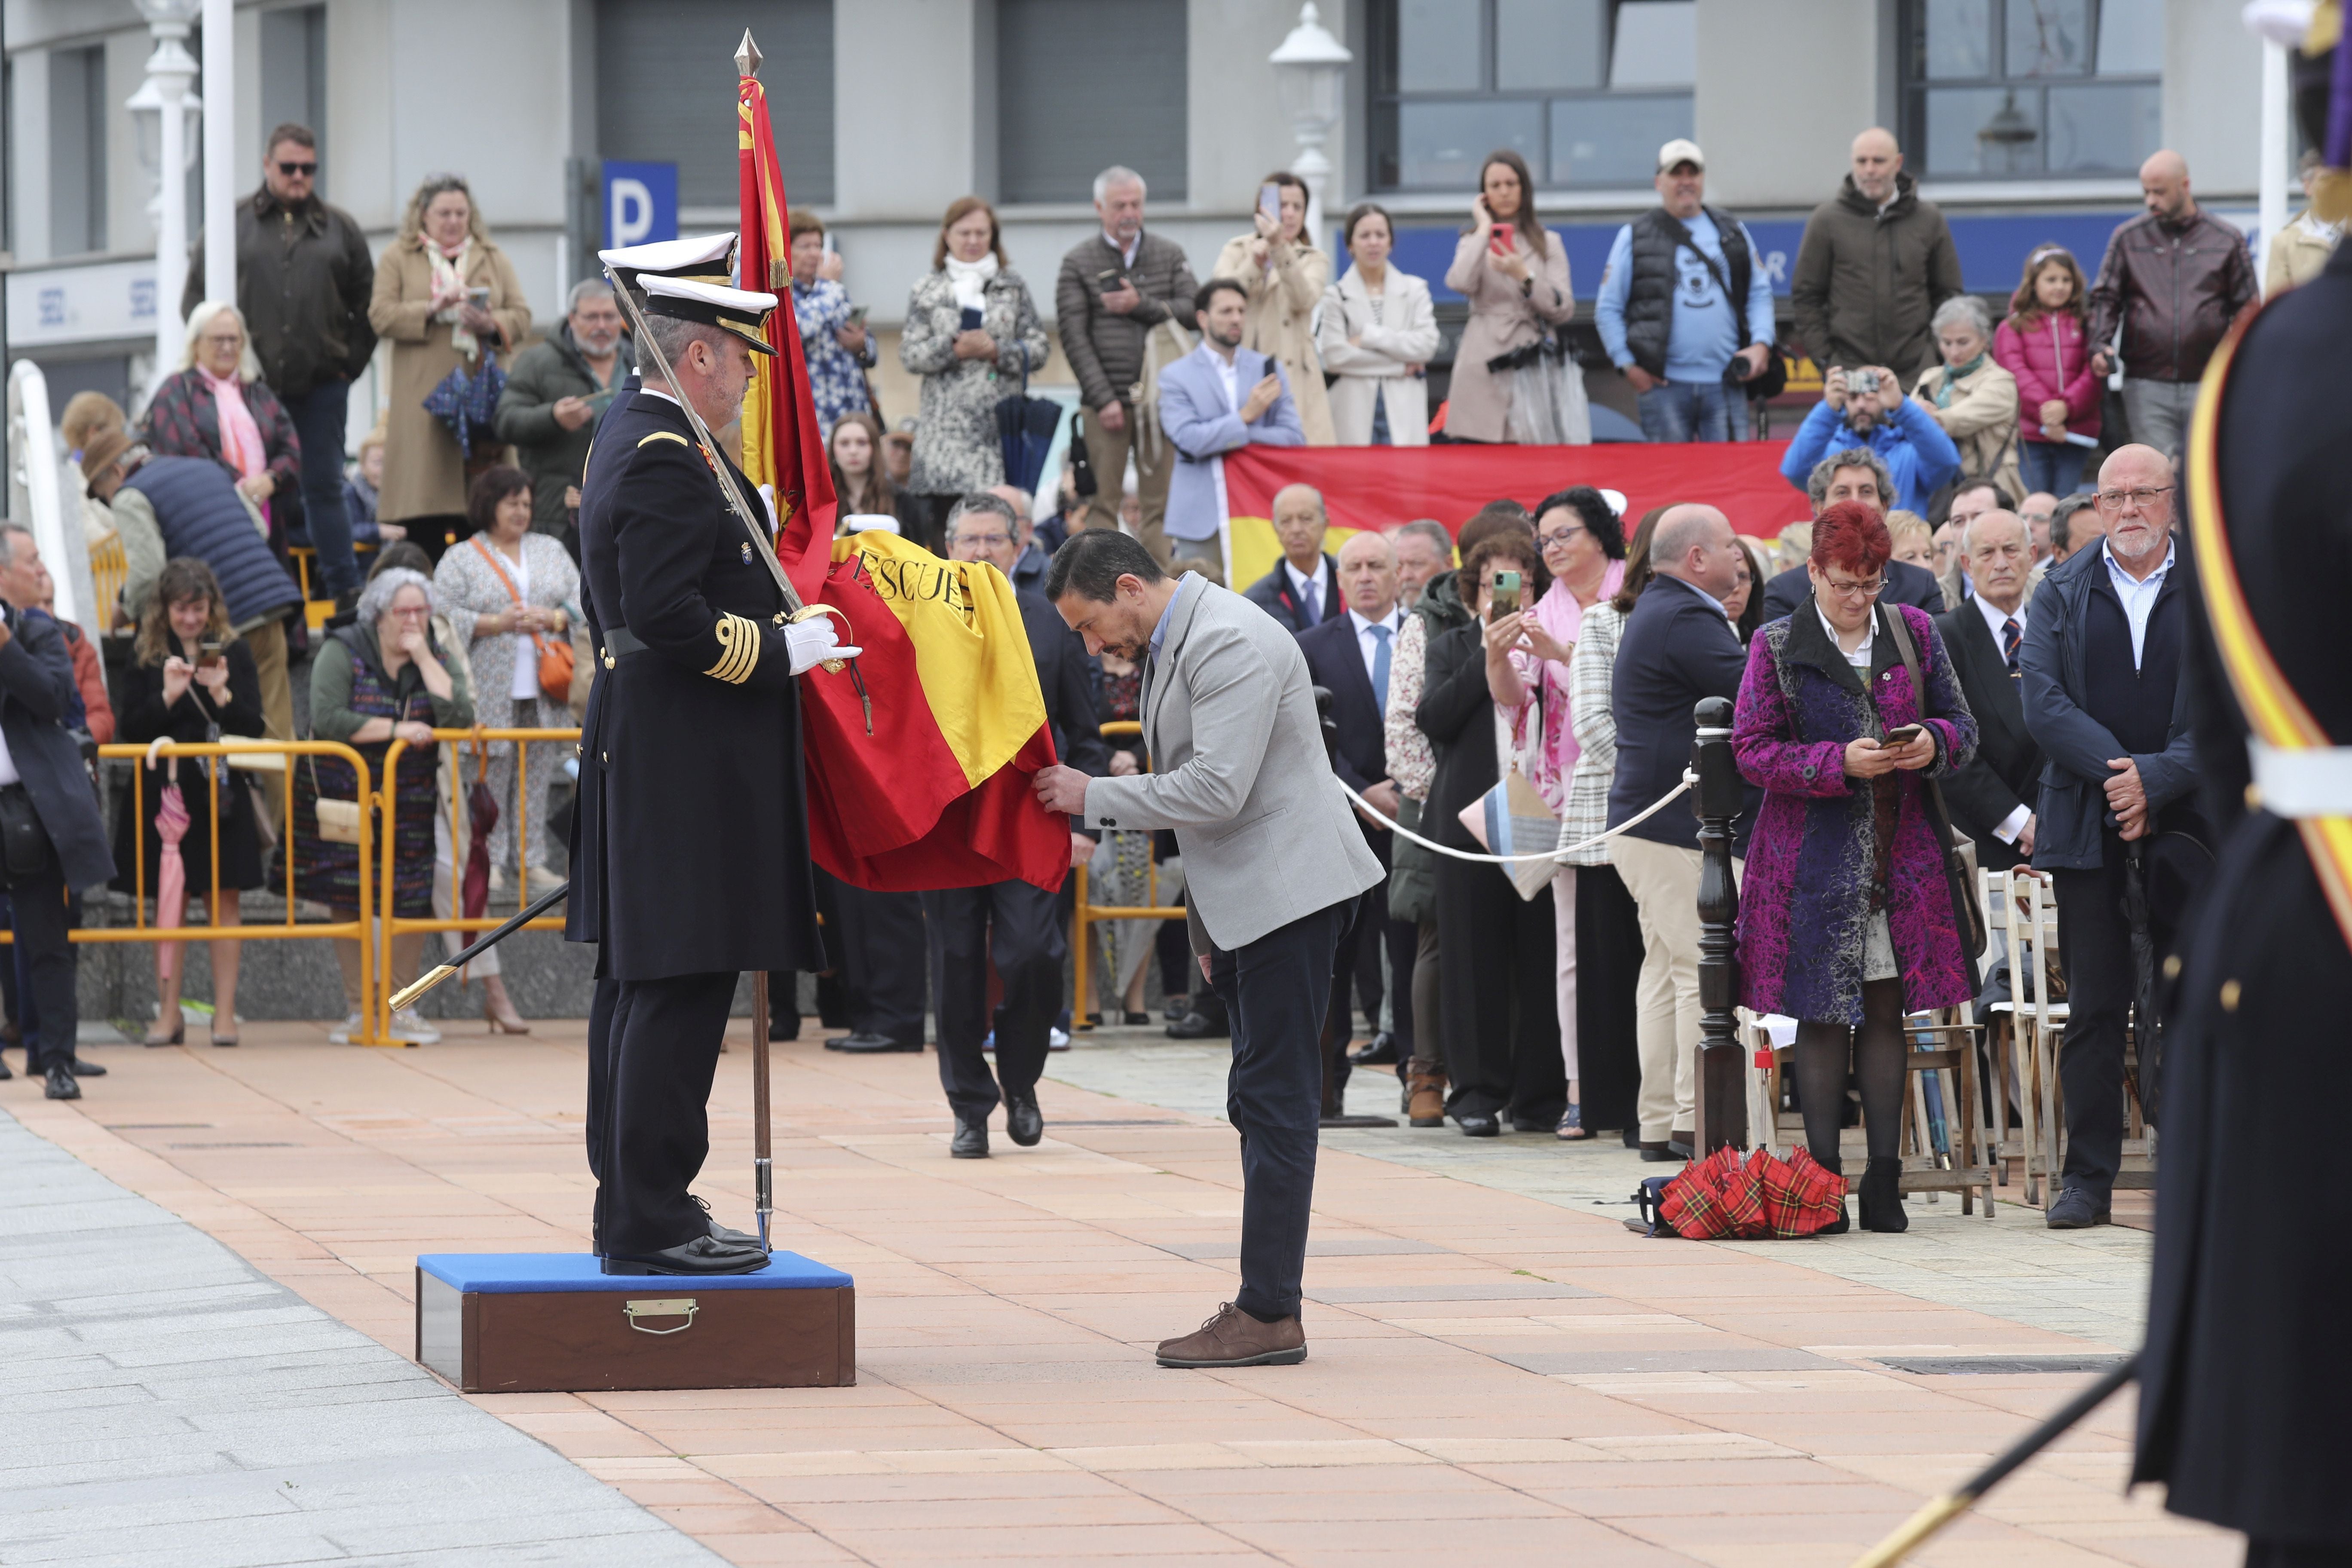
[1333,770,1700,867]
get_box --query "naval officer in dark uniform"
[570,270,856,1276]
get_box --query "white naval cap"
[843,514,901,535]
[597,232,737,287]
[640,275,781,356]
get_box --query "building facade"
[3,0,2273,432]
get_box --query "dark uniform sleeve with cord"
[609,431,798,691]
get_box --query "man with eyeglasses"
[2018,444,2206,1230]
[182,123,376,606]
[1935,509,2043,873]
[926,494,1108,1156]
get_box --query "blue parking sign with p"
[603,160,678,249]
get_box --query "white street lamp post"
[128,0,203,396]
[1268,3,1352,254]
[204,0,236,309]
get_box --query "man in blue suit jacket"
[1159,279,1303,553]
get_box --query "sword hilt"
[755,1156,773,1255]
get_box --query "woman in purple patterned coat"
[1731,501,1978,1233]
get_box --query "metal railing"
[368,727,580,1046]
[1067,720,1187,1030]
[3,739,389,1040]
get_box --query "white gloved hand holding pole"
[784,617,861,676]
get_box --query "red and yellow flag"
[738,61,1068,894]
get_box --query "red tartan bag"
[1654,1145,1847,1240]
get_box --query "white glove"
[785,618,861,675]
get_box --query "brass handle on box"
[622,1298,698,1335]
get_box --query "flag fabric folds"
[738,60,1066,894]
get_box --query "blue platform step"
[416,1251,856,1392]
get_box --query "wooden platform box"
[416,1252,855,1393]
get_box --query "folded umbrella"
[993,349,1064,497]
[153,767,190,983]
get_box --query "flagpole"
[739,28,776,1261]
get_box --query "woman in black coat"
[1415,531,1564,1136]
[113,558,267,1047]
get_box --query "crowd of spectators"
[16,99,2331,1124]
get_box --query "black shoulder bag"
[1880,605,1987,991]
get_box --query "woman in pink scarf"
[1484,487,1626,1139]
[138,302,302,518]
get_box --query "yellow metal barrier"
[373,727,581,1046]
[12,740,388,1041]
[89,531,127,628]
[1068,720,1188,1031]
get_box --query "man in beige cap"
[1594,139,1779,442]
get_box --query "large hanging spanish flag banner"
[1220,441,1803,588]
[738,51,1068,893]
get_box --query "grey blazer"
[1082,574,1383,952]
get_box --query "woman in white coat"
[1317,203,1440,446]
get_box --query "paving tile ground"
[0,1020,2232,1566]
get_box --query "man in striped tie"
[1935,507,2043,873]
[1297,533,1415,1116]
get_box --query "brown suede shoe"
[1404,1058,1448,1127]
[1155,1302,1307,1368]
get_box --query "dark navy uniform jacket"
[566,387,823,980]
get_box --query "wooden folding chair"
[1986,868,2068,1204]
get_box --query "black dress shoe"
[1349,1031,1399,1066]
[835,1032,922,1054]
[68,1055,107,1077]
[44,1064,81,1100]
[1166,1010,1229,1039]
[1858,1156,1909,1233]
[1162,1000,1189,1023]
[600,1235,769,1275]
[951,1114,989,1158]
[1006,1093,1043,1147]
[2045,1186,2111,1229]
[690,1194,761,1248]
[1457,1112,1500,1137]
[1666,1139,1694,1160]
[1639,1141,1681,1163]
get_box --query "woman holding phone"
[898,197,1050,552]
[1442,151,1579,444]
[1415,530,1566,1138]
[1730,502,1979,1233]
[1211,172,1334,445]
[368,173,531,560]
[113,560,268,1047]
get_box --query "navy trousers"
[586,970,736,1256]
[1209,898,1350,1323]
[282,379,359,598]
[925,879,1063,1119]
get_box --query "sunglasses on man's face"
[277,161,317,177]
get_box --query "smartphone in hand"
[197,639,226,670]
[1881,723,1924,748]
[1488,570,1522,622]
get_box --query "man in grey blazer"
[1035,531,1382,1369]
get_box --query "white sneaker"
[328,1011,361,1044]
[1048,1026,1071,1052]
[392,1009,441,1045]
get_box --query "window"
[1369,0,1692,191]
[596,0,834,207]
[260,6,328,191]
[1901,0,2162,178]
[997,0,1187,205]
[49,46,108,256]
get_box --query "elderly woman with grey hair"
[1909,294,2024,506]
[296,564,474,1043]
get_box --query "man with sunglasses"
[2018,444,2205,1230]
[181,122,376,606]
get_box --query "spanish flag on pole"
[737,37,1069,894]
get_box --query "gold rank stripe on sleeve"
[638,430,691,449]
[705,611,762,685]
[2187,309,2352,955]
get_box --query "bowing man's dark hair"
[1047,528,1165,603]
[1194,277,1247,317]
